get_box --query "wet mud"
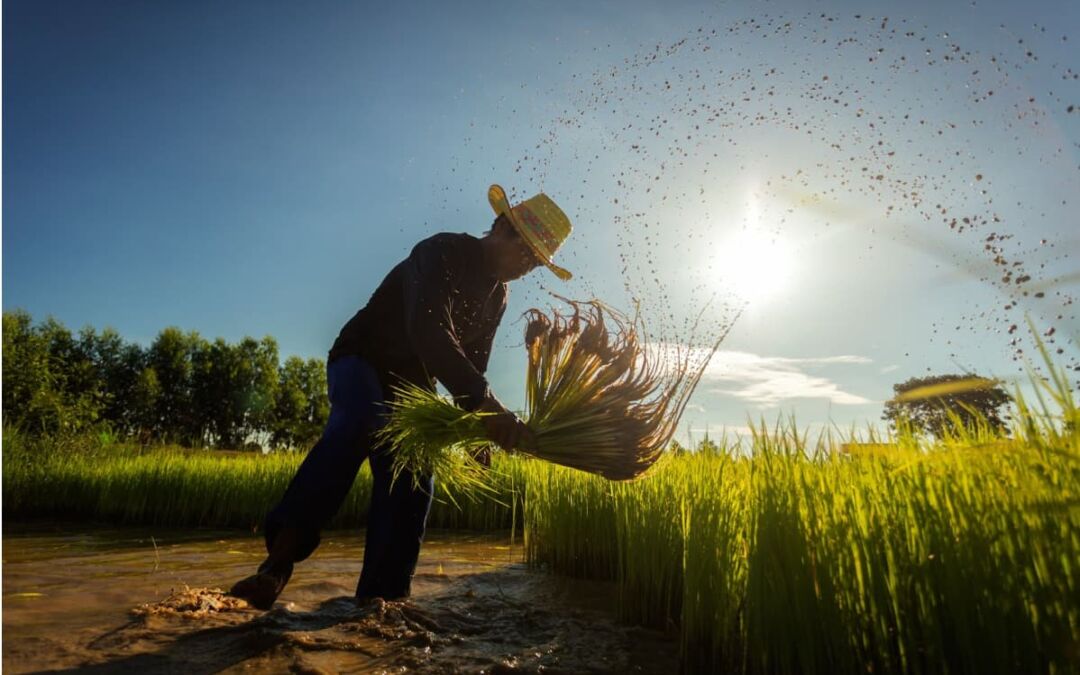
[3,526,677,674]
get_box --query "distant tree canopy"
[882,373,1012,438]
[2,310,328,450]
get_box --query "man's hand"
[476,395,535,452]
[469,445,492,469]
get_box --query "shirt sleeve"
[463,292,506,376]
[402,237,492,411]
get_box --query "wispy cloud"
[880,364,900,374]
[702,350,873,406]
[687,424,755,437]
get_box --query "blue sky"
[5,0,1078,443]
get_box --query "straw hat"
[487,184,573,281]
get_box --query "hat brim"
[487,185,572,281]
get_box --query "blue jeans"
[264,355,434,599]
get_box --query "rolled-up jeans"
[263,354,434,599]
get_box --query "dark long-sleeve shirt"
[328,233,507,410]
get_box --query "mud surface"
[3,525,677,674]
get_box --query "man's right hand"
[476,395,535,452]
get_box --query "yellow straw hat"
[487,184,573,281]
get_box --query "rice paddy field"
[5,384,1079,674]
[7,1,1080,672]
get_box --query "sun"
[718,227,795,302]
[709,192,797,304]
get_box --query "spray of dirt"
[458,10,1078,399]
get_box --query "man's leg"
[381,469,435,599]
[353,446,395,599]
[355,446,434,600]
[230,355,385,609]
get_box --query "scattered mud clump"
[132,587,249,618]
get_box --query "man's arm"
[461,295,536,454]
[462,302,505,376]
[402,237,532,452]
[402,237,491,411]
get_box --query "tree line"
[2,310,329,450]
[3,309,1018,451]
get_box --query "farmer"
[229,185,573,610]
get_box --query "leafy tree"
[272,356,312,450]
[190,336,280,449]
[41,318,107,431]
[4,311,328,450]
[3,310,58,432]
[2,311,105,434]
[131,366,161,443]
[147,327,204,445]
[697,435,722,456]
[271,356,329,450]
[235,336,280,446]
[81,327,148,436]
[191,338,229,447]
[115,342,153,436]
[882,373,1012,438]
[298,358,330,442]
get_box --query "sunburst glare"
[710,190,797,304]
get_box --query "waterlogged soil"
[2,524,677,674]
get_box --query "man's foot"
[354,595,385,611]
[228,562,293,610]
[356,589,409,604]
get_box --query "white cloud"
[643,343,874,407]
[880,364,900,374]
[701,350,873,407]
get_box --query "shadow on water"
[34,618,291,674]
[32,595,381,674]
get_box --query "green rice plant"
[679,453,751,671]
[2,429,524,532]
[521,462,619,579]
[610,454,686,629]
[381,300,727,485]
[519,347,1080,674]
[374,382,497,505]
[5,335,1078,674]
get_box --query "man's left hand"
[470,445,493,468]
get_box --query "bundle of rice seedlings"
[379,299,733,485]
[377,382,496,501]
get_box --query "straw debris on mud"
[76,567,677,674]
[132,587,249,618]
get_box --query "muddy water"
[2,525,677,674]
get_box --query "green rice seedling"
[518,362,1079,674]
[375,382,497,505]
[521,460,620,579]
[610,461,684,628]
[382,299,729,484]
[679,453,751,672]
[518,301,676,479]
